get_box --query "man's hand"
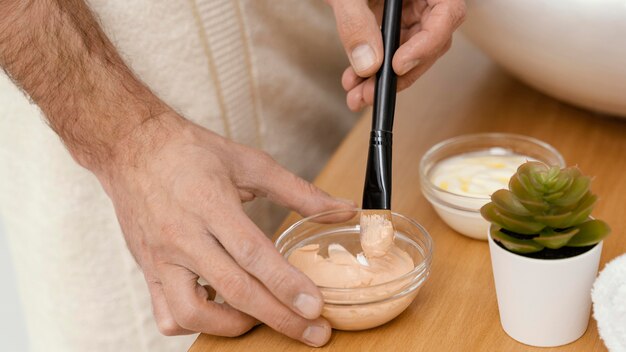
[327,0,466,111]
[97,114,353,346]
[0,0,354,346]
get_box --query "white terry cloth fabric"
[0,1,354,351]
[593,253,626,352]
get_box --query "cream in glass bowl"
[275,209,433,330]
[419,133,565,240]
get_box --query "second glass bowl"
[419,133,566,240]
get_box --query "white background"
[0,219,29,351]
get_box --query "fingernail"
[400,59,420,75]
[303,325,329,347]
[294,293,322,319]
[335,197,357,207]
[351,44,376,73]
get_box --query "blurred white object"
[593,253,626,352]
[462,0,626,118]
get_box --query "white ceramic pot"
[488,229,603,347]
[462,0,626,118]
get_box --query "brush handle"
[363,0,403,210]
[372,0,403,132]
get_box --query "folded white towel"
[0,1,351,351]
[593,253,626,352]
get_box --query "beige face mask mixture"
[287,215,415,330]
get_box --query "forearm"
[0,0,175,172]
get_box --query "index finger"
[392,0,465,75]
[205,205,325,321]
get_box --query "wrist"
[0,0,182,177]
[87,109,187,183]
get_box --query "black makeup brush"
[360,0,403,253]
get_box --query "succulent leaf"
[567,220,611,247]
[533,211,574,228]
[481,161,611,255]
[520,173,541,199]
[546,165,560,181]
[530,170,547,192]
[518,197,550,212]
[481,203,545,234]
[532,227,579,249]
[510,173,531,198]
[491,227,544,253]
[564,193,597,227]
[551,176,590,207]
[543,191,565,202]
[551,173,574,192]
[491,189,532,216]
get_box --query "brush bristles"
[360,213,395,258]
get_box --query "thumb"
[327,0,383,77]
[254,161,356,217]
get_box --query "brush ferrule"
[363,130,393,210]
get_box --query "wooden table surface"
[190,35,626,352]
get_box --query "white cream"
[425,149,532,240]
[429,149,529,198]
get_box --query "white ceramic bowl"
[488,228,603,347]
[462,0,626,118]
[419,133,565,240]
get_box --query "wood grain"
[189,35,625,352]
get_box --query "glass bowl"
[275,209,433,331]
[419,133,565,240]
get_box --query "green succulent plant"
[481,161,611,255]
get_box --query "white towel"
[0,1,353,351]
[593,253,626,352]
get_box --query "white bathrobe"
[0,1,354,351]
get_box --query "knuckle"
[158,222,187,250]
[294,175,319,196]
[291,176,324,213]
[145,221,182,252]
[221,321,253,337]
[242,149,276,176]
[406,74,420,87]
[271,311,297,334]
[173,303,201,330]
[398,74,419,91]
[236,238,264,270]
[268,268,299,294]
[454,2,467,25]
[172,162,232,203]
[253,150,275,168]
[335,9,368,42]
[160,222,181,239]
[156,316,184,336]
[220,272,254,305]
[340,16,364,36]
[229,327,251,338]
[446,2,466,28]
